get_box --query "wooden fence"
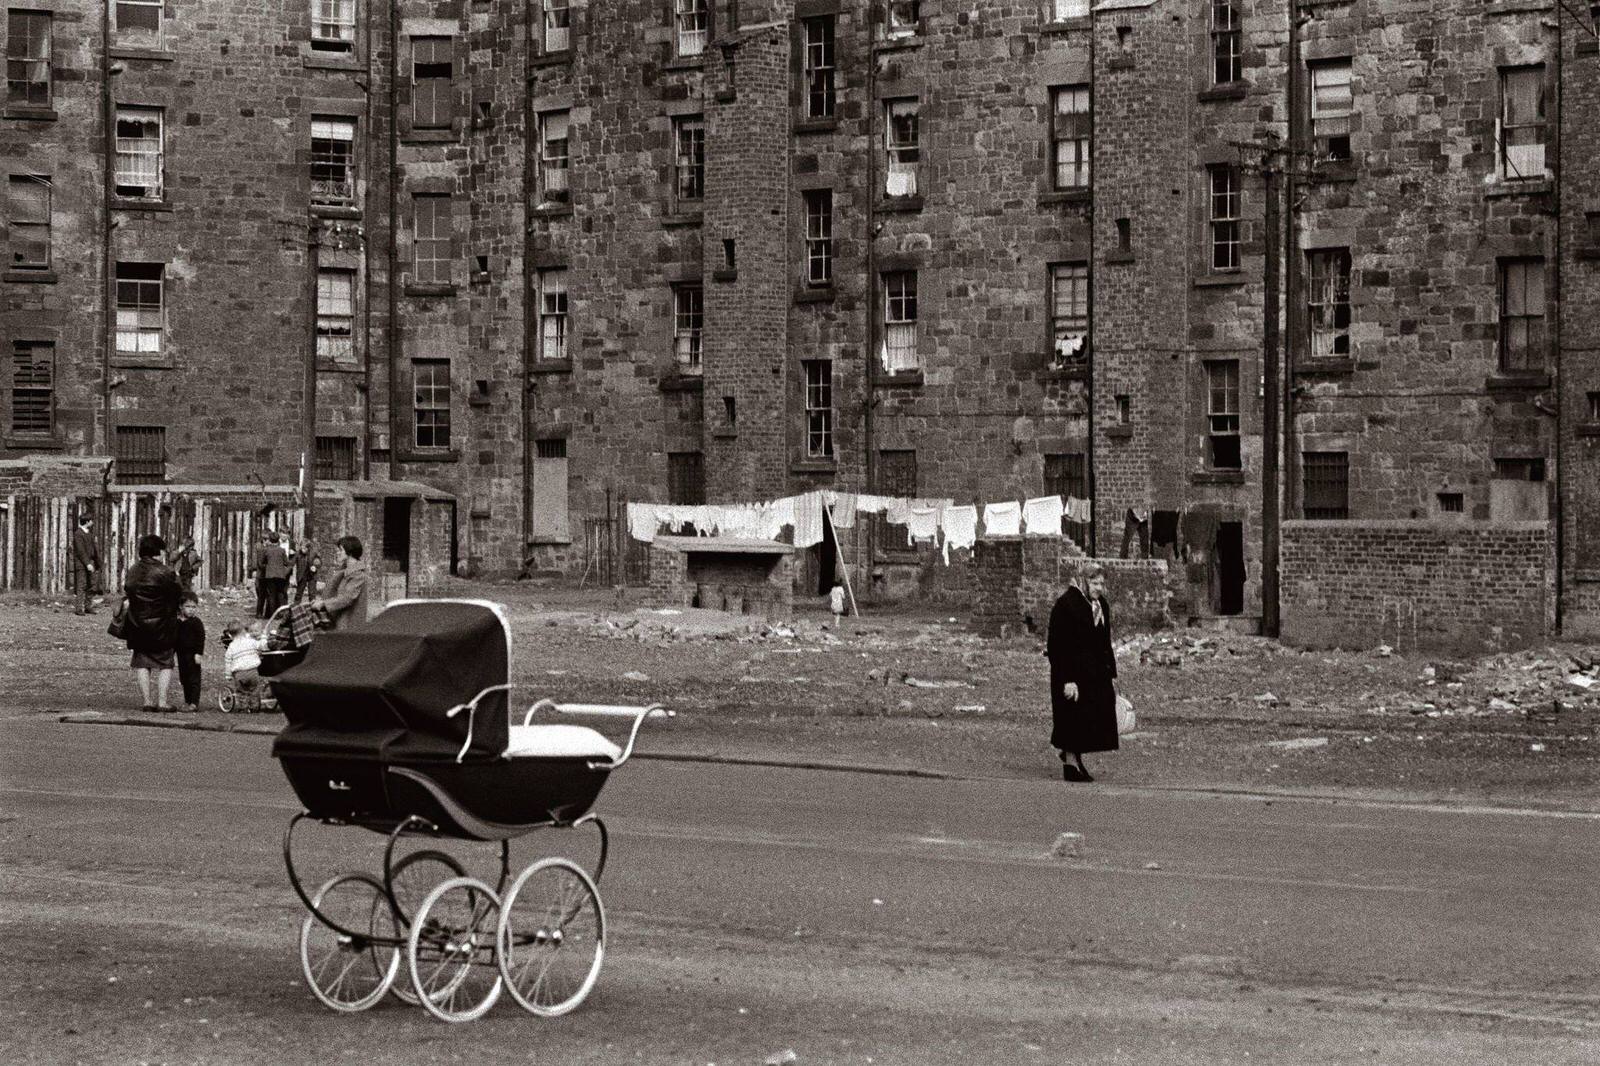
[0,491,304,595]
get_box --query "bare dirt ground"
[5,579,1598,810]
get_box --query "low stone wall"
[1280,520,1551,652]
[646,540,794,617]
[0,456,111,497]
[968,535,1174,637]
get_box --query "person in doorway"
[312,535,369,630]
[254,530,292,619]
[70,513,101,616]
[1045,561,1118,782]
[123,533,182,713]
[292,537,321,604]
[168,535,202,596]
[175,591,206,712]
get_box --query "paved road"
[2,717,1596,1064]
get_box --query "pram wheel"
[407,876,505,1023]
[383,850,467,1005]
[218,690,235,713]
[497,858,606,1017]
[298,873,400,1012]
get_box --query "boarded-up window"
[115,425,165,484]
[5,174,50,270]
[9,340,53,436]
[532,437,570,542]
[412,37,454,129]
[542,0,571,52]
[668,451,704,505]
[876,449,916,552]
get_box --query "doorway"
[1215,521,1244,616]
[815,514,839,596]
[383,497,413,573]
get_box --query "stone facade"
[969,534,1173,637]
[4,2,1599,637]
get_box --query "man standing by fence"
[70,513,100,616]
[254,530,292,619]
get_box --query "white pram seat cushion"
[504,724,622,762]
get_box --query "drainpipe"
[361,0,375,479]
[100,3,115,459]
[1552,15,1564,633]
[1085,9,1096,556]
[521,1,535,560]
[863,21,877,576]
[1284,7,1303,527]
[387,0,400,481]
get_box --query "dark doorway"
[383,497,413,573]
[816,513,839,595]
[1215,521,1244,616]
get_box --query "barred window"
[1210,0,1240,86]
[539,109,570,202]
[882,270,918,373]
[876,449,916,552]
[1044,452,1088,546]
[673,284,703,371]
[311,0,355,51]
[1207,164,1241,271]
[9,339,53,436]
[803,359,833,459]
[1498,258,1546,372]
[5,9,50,107]
[5,174,50,271]
[412,37,454,130]
[803,16,835,120]
[412,195,452,285]
[1205,361,1241,470]
[1310,60,1353,162]
[1050,86,1090,190]
[316,269,356,362]
[542,0,570,52]
[114,106,163,200]
[1302,452,1349,520]
[412,359,451,449]
[673,115,704,204]
[1306,248,1351,359]
[310,117,355,205]
[804,189,833,287]
[1050,262,1089,366]
[114,425,166,485]
[115,262,164,355]
[314,436,355,480]
[115,0,163,48]
[538,268,568,362]
[1499,66,1546,181]
[675,0,708,57]
[885,99,919,198]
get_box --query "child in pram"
[220,617,272,712]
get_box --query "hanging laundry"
[941,505,978,551]
[1151,510,1180,559]
[983,500,1022,537]
[854,494,891,515]
[627,502,659,543]
[827,492,857,529]
[1064,496,1093,525]
[1120,507,1150,559]
[1023,495,1064,535]
[906,504,941,544]
[792,492,825,548]
[884,498,911,527]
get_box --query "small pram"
[218,605,316,713]
[272,598,669,1023]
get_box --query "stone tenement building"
[3,1,1600,637]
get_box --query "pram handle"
[522,699,674,770]
[445,683,515,763]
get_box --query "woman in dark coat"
[1046,561,1118,782]
[124,533,183,712]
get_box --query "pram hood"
[271,600,509,764]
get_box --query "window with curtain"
[310,117,356,205]
[882,271,918,372]
[115,262,164,354]
[1306,248,1351,359]
[1310,60,1353,161]
[675,0,708,57]
[1499,66,1546,180]
[885,100,920,197]
[1050,262,1089,366]
[1051,86,1090,190]
[539,109,570,202]
[539,268,568,361]
[674,284,703,371]
[542,0,570,52]
[316,269,356,361]
[673,115,704,205]
[311,0,355,51]
[114,106,163,199]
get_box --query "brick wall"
[969,534,1173,637]
[0,457,111,497]
[1280,520,1551,652]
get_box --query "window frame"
[881,269,918,373]
[1050,85,1091,192]
[315,267,357,363]
[411,36,456,131]
[311,0,356,52]
[314,435,356,480]
[1050,0,1090,21]
[1497,257,1546,373]
[884,98,920,198]
[1049,261,1090,367]
[1306,247,1352,360]
[803,188,833,287]
[412,358,452,450]
[113,105,164,201]
[675,0,709,58]
[538,109,570,203]
[114,425,166,485]
[1044,451,1089,546]
[1498,65,1546,181]
[875,448,917,553]
[310,116,357,207]
[672,114,705,207]
[114,0,164,49]
[884,0,921,40]
[5,8,51,108]
[803,15,836,120]
[1302,451,1350,520]
[115,262,165,356]
[1204,360,1241,471]
[5,173,51,271]
[541,0,571,53]
[667,451,706,505]
[412,194,453,286]
[8,338,54,437]
[537,267,569,362]
[1207,163,1241,272]
[803,358,834,460]
[673,283,704,372]
[1309,59,1353,162]
[1210,0,1241,87]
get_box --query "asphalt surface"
[3,716,1598,1065]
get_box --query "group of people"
[252,529,324,619]
[96,522,370,714]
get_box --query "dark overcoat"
[1046,586,1118,755]
[123,558,182,655]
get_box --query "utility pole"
[304,219,321,541]
[1261,152,1281,639]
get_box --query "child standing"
[223,618,265,694]
[829,581,847,625]
[175,593,206,712]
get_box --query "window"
[1051,0,1089,20]
[1588,391,1600,423]
[673,284,703,371]
[880,270,919,373]
[315,436,355,480]
[412,195,452,285]
[542,0,570,52]
[1210,0,1240,86]
[1498,258,1545,372]
[885,99,919,197]
[316,269,355,362]
[115,426,165,483]
[1306,248,1351,359]
[311,0,355,52]
[115,262,164,355]
[1437,492,1463,515]
[310,117,356,206]
[1493,457,1546,482]
[675,0,708,58]
[1049,263,1089,366]
[412,37,454,130]
[1050,86,1090,191]
[668,451,705,505]
[5,9,50,107]
[1207,164,1240,271]
[114,106,163,200]
[885,1,920,38]
[9,339,52,436]
[803,16,835,120]
[5,174,49,270]
[1044,452,1088,546]
[1205,361,1241,470]
[673,115,705,205]
[803,359,833,459]
[532,437,569,541]
[1115,394,1131,423]
[1499,65,1546,180]
[804,189,832,287]
[1302,451,1349,519]
[538,109,569,203]
[538,268,568,362]
[1310,60,1353,162]
[412,359,451,449]
[876,449,917,552]
[114,0,163,48]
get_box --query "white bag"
[1115,693,1137,735]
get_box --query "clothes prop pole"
[823,500,860,618]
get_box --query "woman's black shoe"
[1062,763,1088,782]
